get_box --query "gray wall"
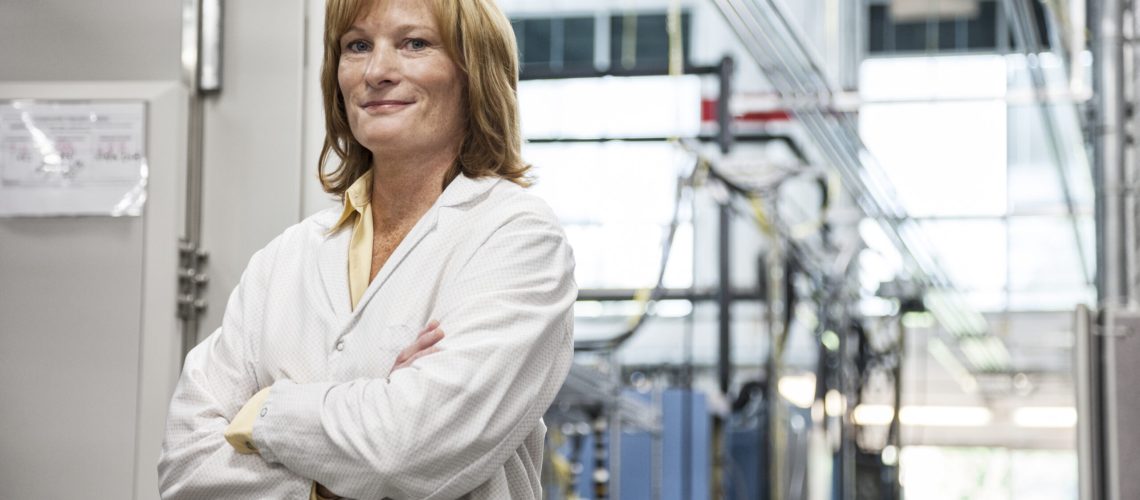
[0,2,186,500]
[0,0,181,81]
[198,0,307,338]
[1,0,311,498]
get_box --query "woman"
[157,0,576,498]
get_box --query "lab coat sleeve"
[253,206,576,500]
[157,244,311,499]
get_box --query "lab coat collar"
[437,173,501,208]
[317,173,501,318]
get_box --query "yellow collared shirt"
[333,170,375,311]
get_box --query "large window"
[511,12,692,76]
[511,17,595,73]
[858,54,1094,312]
[867,0,1050,54]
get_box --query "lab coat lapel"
[350,174,500,315]
[317,226,353,317]
[352,205,440,315]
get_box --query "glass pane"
[1009,450,1078,500]
[860,55,1007,102]
[1007,216,1095,310]
[525,142,693,289]
[1007,103,1069,214]
[518,75,702,139]
[562,17,595,68]
[860,100,1007,217]
[521,19,552,67]
[1006,53,1095,214]
[919,219,1007,294]
[894,21,929,52]
[967,1,998,49]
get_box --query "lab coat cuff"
[253,379,336,466]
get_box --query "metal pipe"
[718,56,735,154]
[890,317,905,500]
[1075,304,1101,500]
[1095,0,1125,496]
[718,202,732,394]
[180,0,206,361]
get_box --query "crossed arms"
[157,211,576,500]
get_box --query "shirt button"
[259,407,268,417]
[335,340,345,351]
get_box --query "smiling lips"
[361,99,414,112]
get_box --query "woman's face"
[338,0,464,159]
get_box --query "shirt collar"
[328,171,501,233]
[332,170,373,233]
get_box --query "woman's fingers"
[398,328,443,361]
[392,322,445,370]
[416,319,441,337]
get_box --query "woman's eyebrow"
[390,23,438,36]
[341,25,366,40]
[341,23,437,40]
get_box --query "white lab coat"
[158,174,576,500]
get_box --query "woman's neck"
[368,145,457,233]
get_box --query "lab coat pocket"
[334,323,419,380]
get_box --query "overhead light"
[882,445,899,466]
[901,406,991,427]
[778,373,817,409]
[891,0,979,22]
[652,299,693,318]
[1012,407,1077,428]
[853,404,894,426]
[821,330,840,351]
[902,311,936,328]
[853,404,991,427]
[825,390,847,417]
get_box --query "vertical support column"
[712,201,732,500]
[717,56,734,155]
[889,317,905,500]
[180,0,206,360]
[718,203,733,395]
[1094,0,1126,497]
[766,250,786,500]
[837,305,854,500]
[713,53,735,500]
[837,0,863,93]
[1076,304,1101,500]
[178,0,222,360]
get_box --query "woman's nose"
[363,48,399,88]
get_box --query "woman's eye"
[406,39,429,50]
[345,40,370,53]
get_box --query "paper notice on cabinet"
[0,100,147,216]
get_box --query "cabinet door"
[0,83,185,500]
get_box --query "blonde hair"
[319,0,529,196]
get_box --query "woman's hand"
[390,320,444,373]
